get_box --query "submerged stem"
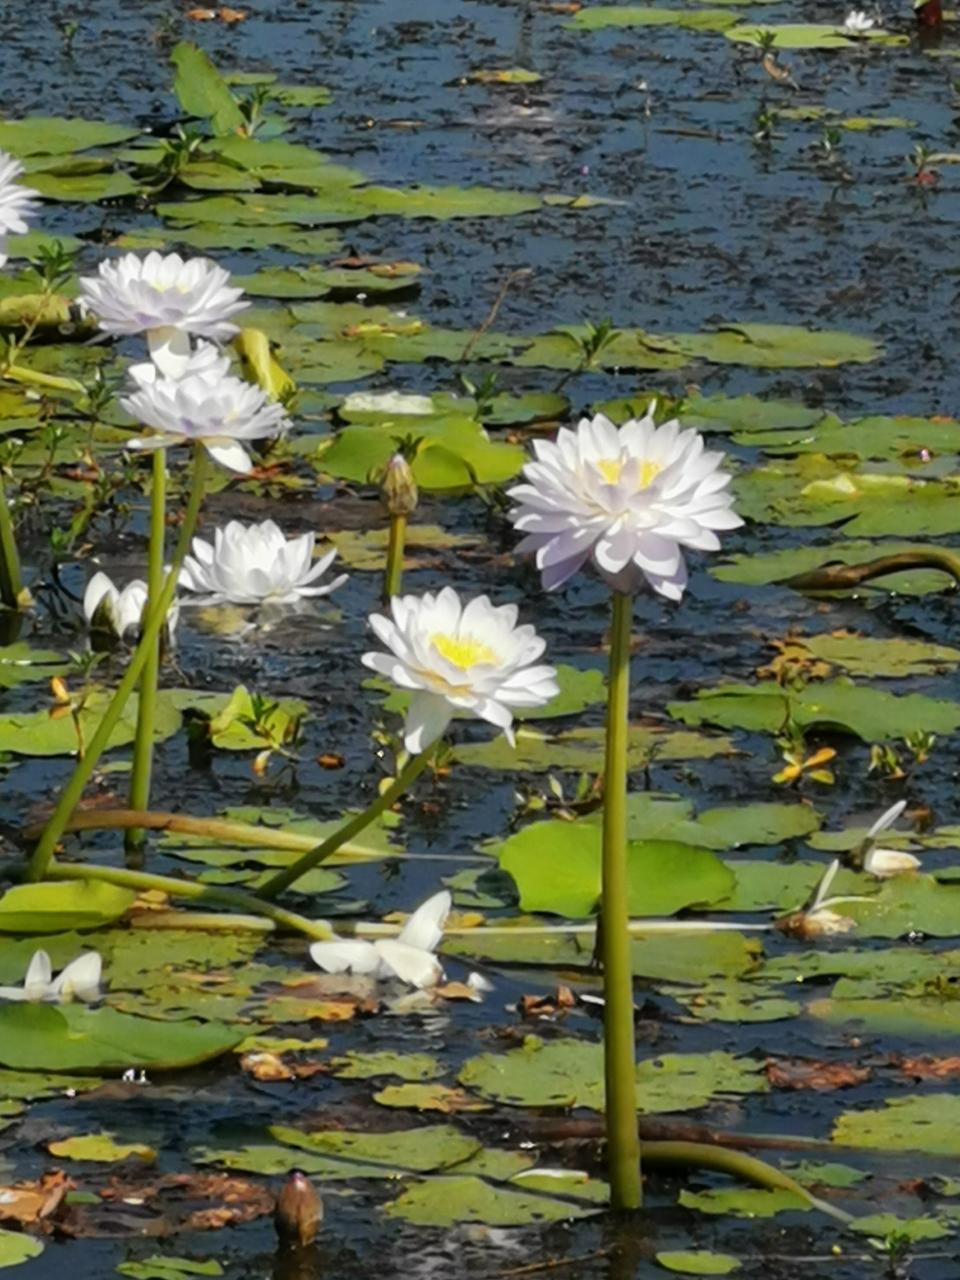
[601,590,642,1210]
[259,746,436,899]
[28,446,209,881]
[126,446,167,857]
[47,861,332,941]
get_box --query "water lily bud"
[381,452,418,517]
[49,676,70,705]
[274,1170,323,1247]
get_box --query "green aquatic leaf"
[832,1094,960,1154]
[0,882,135,933]
[744,414,960,461]
[678,392,827,434]
[668,679,960,742]
[809,995,960,1039]
[27,170,139,201]
[269,84,333,107]
[452,724,735,771]
[679,1186,810,1216]
[788,633,960,677]
[0,644,68,689]
[725,22,903,47]
[467,67,543,84]
[329,1051,444,1081]
[48,1132,156,1162]
[568,6,741,31]
[458,1039,765,1110]
[373,1082,492,1112]
[712,539,960,596]
[270,1123,479,1172]
[0,686,184,756]
[0,1229,42,1268]
[663,323,881,368]
[117,1258,222,1279]
[786,1161,866,1188]
[327,526,480,571]
[848,1215,950,1241]
[0,1005,241,1070]
[0,117,138,156]
[320,418,525,488]
[655,1252,742,1276]
[383,1174,597,1226]
[170,42,243,135]
[118,224,343,254]
[497,821,734,917]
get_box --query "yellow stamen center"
[596,457,623,484]
[595,457,662,489]
[637,459,662,489]
[432,633,498,669]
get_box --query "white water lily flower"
[0,949,102,1003]
[179,519,347,606]
[77,251,248,378]
[0,151,37,269]
[120,369,289,472]
[83,570,179,646]
[127,339,230,388]
[507,408,742,599]
[842,9,875,31]
[861,799,921,878]
[362,587,559,754]
[309,890,452,989]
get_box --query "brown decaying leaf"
[518,985,577,1019]
[316,752,345,769]
[897,1055,960,1080]
[765,1057,870,1091]
[0,1171,72,1227]
[185,5,247,19]
[240,1051,326,1081]
[62,1172,274,1237]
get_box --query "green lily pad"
[809,995,960,1039]
[787,1161,866,1189]
[849,1214,951,1241]
[48,1132,156,1162]
[458,1038,765,1110]
[679,393,827,434]
[0,882,135,933]
[28,170,139,202]
[656,1252,742,1276]
[320,417,525,488]
[327,526,480,571]
[452,725,735,770]
[725,22,903,47]
[383,1174,597,1226]
[117,1257,223,1279]
[0,117,139,156]
[712,539,960,596]
[269,1123,479,1172]
[568,6,740,31]
[119,224,343,254]
[0,686,184,756]
[0,644,69,689]
[679,1187,810,1216]
[329,1051,444,1081]
[0,1005,240,1071]
[668,679,960,742]
[778,633,960,677]
[0,1230,42,1268]
[832,1095,960,1154]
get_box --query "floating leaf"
[373,1083,491,1112]
[781,633,960,678]
[269,1123,479,1172]
[0,882,135,934]
[48,1132,155,1163]
[568,6,741,31]
[117,1257,223,1279]
[329,1051,444,1081]
[0,1230,42,1268]
[320,418,525,489]
[679,1187,809,1216]
[452,725,735,771]
[832,1095,960,1154]
[383,1174,597,1226]
[655,1252,742,1276]
[0,644,68,690]
[712,539,960,596]
[0,117,139,156]
[848,1214,950,1241]
[725,22,903,47]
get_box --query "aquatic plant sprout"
[84,570,179,646]
[120,368,289,472]
[861,799,921,878]
[507,408,742,600]
[362,587,558,753]
[77,250,249,377]
[0,949,101,1003]
[0,149,36,268]
[309,889,451,989]
[179,519,347,606]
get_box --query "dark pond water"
[2,0,960,1276]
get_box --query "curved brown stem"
[781,549,960,592]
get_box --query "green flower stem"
[384,513,407,601]
[0,473,25,610]
[47,860,332,942]
[29,446,210,882]
[126,447,167,856]
[602,590,642,1210]
[259,745,436,899]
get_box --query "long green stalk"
[47,861,332,941]
[126,447,167,856]
[383,513,407,601]
[29,446,209,881]
[0,473,25,610]
[259,746,436,899]
[602,591,642,1209]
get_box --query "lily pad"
[383,1174,597,1226]
[0,117,139,156]
[269,1123,479,1172]
[712,539,960,596]
[568,7,741,31]
[725,23,903,47]
[0,882,135,933]
[656,1252,742,1276]
[0,1230,42,1268]
[679,1187,810,1216]
[452,725,735,770]
[48,1132,156,1163]
[329,1052,444,1081]
[832,1095,960,1154]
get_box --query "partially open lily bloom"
[362,587,558,754]
[0,949,102,1003]
[0,151,37,269]
[77,251,248,378]
[507,408,742,600]
[842,8,875,31]
[309,890,452,989]
[83,570,179,647]
[179,519,347,606]
[861,799,921,879]
[120,369,289,472]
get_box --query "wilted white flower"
[0,949,101,1003]
[309,890,452,989]
[120,369,289,472]
[83,570,179,646]
[842,9,875,31]
[507,408,742,599]
[77,251,248,378]
[179,519,347,606]
[777,859,866,940]
[861,799,921,879]
[362,587,558,754]
[0,151,37,269]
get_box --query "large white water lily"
[77,251,248,378]
[120,369,289,472]
[842,9,875,31]
[861,800,921,879]
[0,151,36,269]
[179,519,347,606]
[83,570,179,646]
[0,949,102,1003]
[309,890,452,989]
[362,587,558,754]
[507,408,742,600]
